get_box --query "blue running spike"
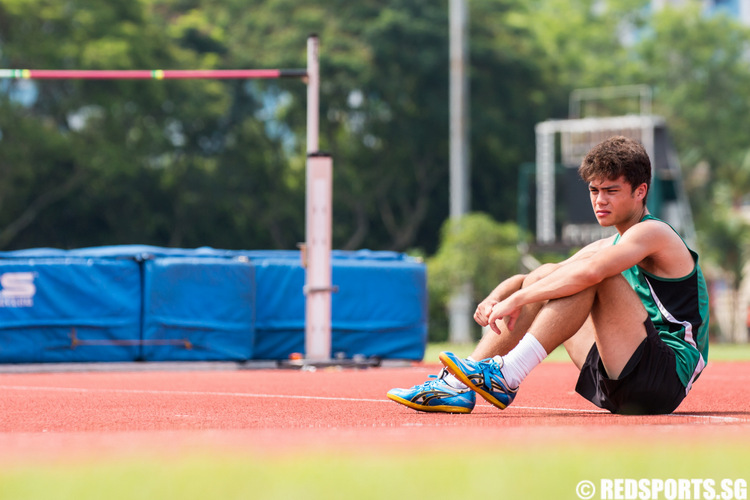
[387,368,475,414]
[439,352,518,410]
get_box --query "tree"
[633,5,750,221]
[3,0,746,279]
[427,213,523,341]
[0,0,306,250]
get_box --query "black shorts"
[575,319,687,415]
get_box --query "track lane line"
[0,385,387,403]
[1,385,746,423]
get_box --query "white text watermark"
[576,479,748,500]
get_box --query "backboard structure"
[534,115,696,249]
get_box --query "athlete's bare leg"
[530,273,648,379]
[470,264,558,360]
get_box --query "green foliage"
[0,0,561,253]
[0,0,308,250]
[517,0,649,91]
[633,6,750,242]
[629,6,750,286]
[0,0,747,292]
[426,213,522,341]
[700,185,750,285]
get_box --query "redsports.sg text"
[595,478,747,500]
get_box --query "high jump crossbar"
[0,35,334,362]
[0,35,319,153]
[0,68,307,79]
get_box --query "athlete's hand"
[473,298,498,327]
[488,298,521,334]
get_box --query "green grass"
[424,341,750,363]
[703,342,750,361]
[1,443,748,500]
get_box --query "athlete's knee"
[597,273,632,293]
[592,273,646,317]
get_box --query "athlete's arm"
[474,236,615,327]
[559,235,616,265]
[486,222,672,332]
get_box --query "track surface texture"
[0,361,748,463]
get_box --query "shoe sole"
[439,352,508,410]
[386,393,473,414]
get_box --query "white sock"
[442,356,481,390]
[494,333,548,388]
[443,372,468,390]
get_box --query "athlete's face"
[588,175,647,229]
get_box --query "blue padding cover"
[0,258,141,363]
[141,257,255,361]
[0,246,427,363]
[253,257,427,360]
[0,246,411,262]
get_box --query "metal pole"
[304,35,331,361]
[305,153,333,361]
[448,0,473,343]
[306,35,320,154]
[536,122,556,245]
[449,0,470,219]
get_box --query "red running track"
[0,361,748,462]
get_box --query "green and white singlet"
[614,215,710,392]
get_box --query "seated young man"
[388,136,709,415]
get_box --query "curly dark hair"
[578,136,651,204]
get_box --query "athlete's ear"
[635,183,647,201]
